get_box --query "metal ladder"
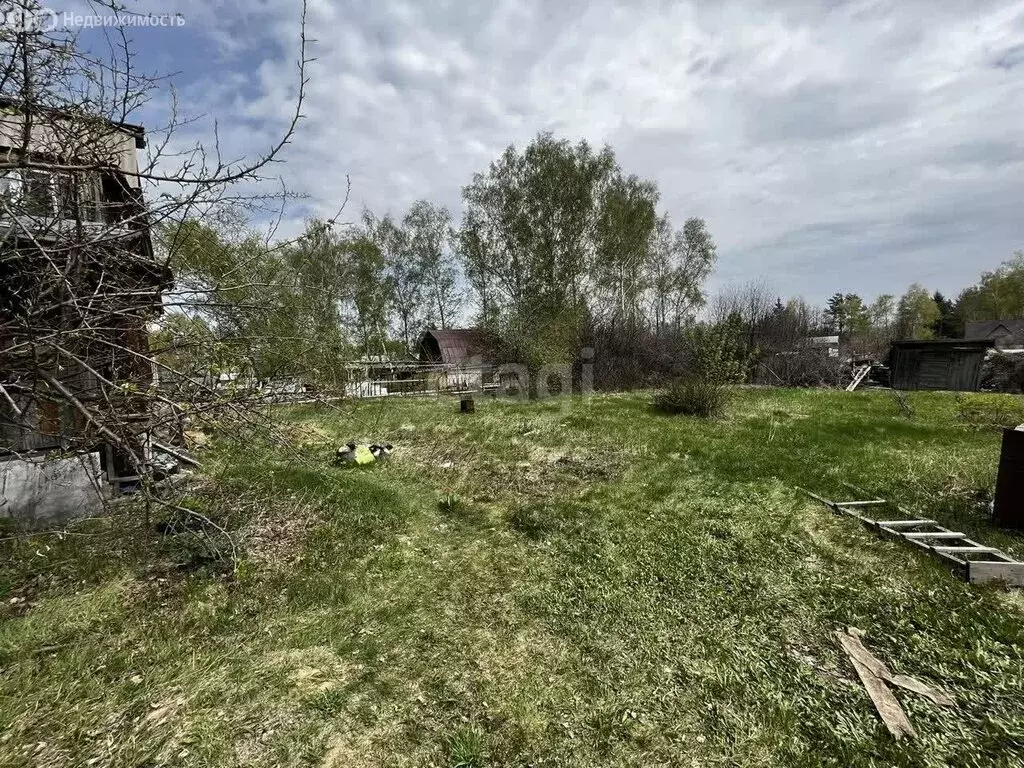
[801,487,1024,586]
[846,364,872,392]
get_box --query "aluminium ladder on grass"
[846,364,872,392]
[799,487,1024,587]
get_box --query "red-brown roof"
[418,329,487,365]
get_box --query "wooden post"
[460,397,475,414]
[994,428,1024,530]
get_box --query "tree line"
[159,132,718,386]
[817,253,1024,349]
[160,131,1024,390]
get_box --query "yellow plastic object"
[354,445,376,465]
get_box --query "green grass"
[2,388,1024,766]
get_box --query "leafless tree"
[0,0,347,531]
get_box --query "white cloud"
[144,0,1024,303]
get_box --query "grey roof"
[965,320,1024,342]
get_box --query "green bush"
[653,318,750,418]
[653,376,731,417]
[955,393,1024,430]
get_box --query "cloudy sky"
[68,0,1024,303]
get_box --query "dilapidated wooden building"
[889,340,994,392]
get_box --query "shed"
[417,329,487,365]
[416,329,492,393]
[889,340,994,391]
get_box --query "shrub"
[982,353,1024,393]
[753,349,843,388]
[653,318,750,417]
[439,492,462,515]
[955,393,1024,430]
[653,376,731,417]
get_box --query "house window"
[0,169,24,204]
[53,172,104,222]
[0,168,105,222]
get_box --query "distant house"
[889,339,995,391]
[964,320,1024,350]
[417,329,490,391]
[808,335,841,358]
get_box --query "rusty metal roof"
[418,329,487,365]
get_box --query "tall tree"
[825,293,869,338]
[459,133,707,366]
[868,294,896,337]
[404,200,460,331]
[646,215,716,333]
[344,235,392,356]
[957,251,1024,324]
[896,284,941,339]
[593,174,658,324]
[460,133,617,321]
[931,291,958,338]
[364,211,421,352]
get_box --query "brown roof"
[418,329,487,365]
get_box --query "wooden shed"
[889,340,994,391]
[416,329,492,392]
[417,329,487,365]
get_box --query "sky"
[51,0,1024,304]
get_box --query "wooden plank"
[902,532,967,540]
[837,634,916,740]
[835,500,887,506]
[932,546,999,554]
[876,520,937,528]
[968,561,1024,586]
[839,629,953,707]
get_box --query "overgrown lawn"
[2,389,1023,767]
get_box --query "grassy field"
[2,388,1024,767]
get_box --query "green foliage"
[654,318,751,417]
[826,292,870,338]
[931,291,959,338]
[344,232,391,356]
[459,132,716,362]
[653,376,731,417]
[439,491,462,515]
[955,393,1024,430]
[159,213,353,387]
[689,316,753,384]
[447,724,487,767]
[404,200,460,331]
[648,215,717,332]
[896,282,941,339]
[957,251,1024,323]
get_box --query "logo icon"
[3,7,59,33]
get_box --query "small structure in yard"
[341,356,422,397]
[994,427,1024,530]
[888,339,994,391]
[417,329,491,392]
[965,320,1024,351]
[809,335,840,358]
